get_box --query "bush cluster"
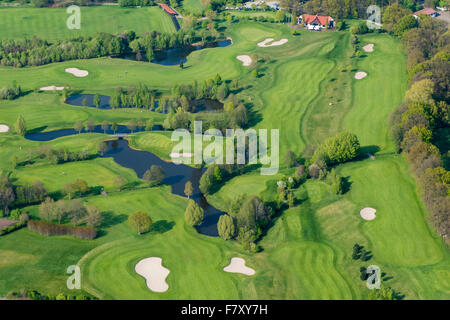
[28,220,97,239]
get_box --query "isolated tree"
[284,150,297,168]
[128,211,152,235]
[114,175,127,192]
[85,119,95,132]
[217,214,235,240]
[74,120,83,134]
[97,141,108,156]
[111,121,118,134]
[184,181,193,199]
[93,94,101,108]
[184,199,204,226]
[143,165,165,185]
[39,197,55,222]
[86,205,103,227]
[15,115,26,136]
[68,199,87,225]
[101,120,109,133]
[62,182,76,200]
[127,119,137,133]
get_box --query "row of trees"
[38,196,103,227]
[388,12,449,242]
[17,144,93,168]
[0,28,222,68]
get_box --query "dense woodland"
[385,8,449,242]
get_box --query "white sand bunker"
[65,67,88,77]
[135,257,170,293]
[355,71,367,80]
[363,44,374,52]
[257,38,288,47]
[0,124,10,133]
[236,55,252,66]
[40,85,65,91]
[170,152,193,158]
[223,257,255,276]
[360,207,376,221]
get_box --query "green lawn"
[181,0,205,15]
[0,6,175,41]
[0,19,448,300]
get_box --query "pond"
[65,94,223,113]
[115,39,232,66]
[24,130,225,236]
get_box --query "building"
[413,8,439,18]
[157,3,177,16]
[298,14,334,30]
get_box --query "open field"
[0,6,175,41]
[0,17,448,300]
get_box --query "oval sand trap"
[65,68,88,77]
[360,207,376,221]
[40,85,65,91]
[363,44,374,52]
[236,55,252,66]
[257,38,288,47]
[135,257,170,293]
[0,124,10,133]
[355,71,367,80]
[223,257,255,276]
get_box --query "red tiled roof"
[301,14,333,25]
[157,3,177,15]
[414,8,437,15]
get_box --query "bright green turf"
[0,6,175,41]
[0,20,448,300]
[181,0,205,15]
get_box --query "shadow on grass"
[151,220,175,234]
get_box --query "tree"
[184,199,204,226]
[218,214,235,240]
[74,120,83,134]
[328,169,344,195]
[184,181,193,199]
[101,120,109,133]
[367,287,396,300]
[67,199,87,225]
[316,132,360,165]
[127,119,137,133]
[128,211,152,235]
[114,175,127,191]
[0,174,15,216]
[39,197,55,222]
[15,115,26,136]
[284,150,297,168]
[93,94,101,108]
[111,122,118,134]
[145,119,154,131]
[97,141,108,156]
[393,15,418,37]
[85,119,95,132]
[143,165,165,185]
[86,205,103,227]
[199,172,212,195]
[62,182,76,200]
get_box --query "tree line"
[387,8,449,242]
[0,28,222,68]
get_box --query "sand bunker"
[257,38,288,47]
[223,257,255,276]
[0,124,10,133]
[363,44,374,52]
[360,208,376,221]
[135,257,170,293]
[170,152,193,158]
[65,68,88,77]
[355,71,367,80]
[40,85,65,91]
[236,55,252,66]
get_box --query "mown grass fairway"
[0,6,175,41]
[0,16,449,300]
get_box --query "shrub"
[27,220,97,239]
[217,214,235,240]
[128,212,152,235]
[184,199,204,226]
